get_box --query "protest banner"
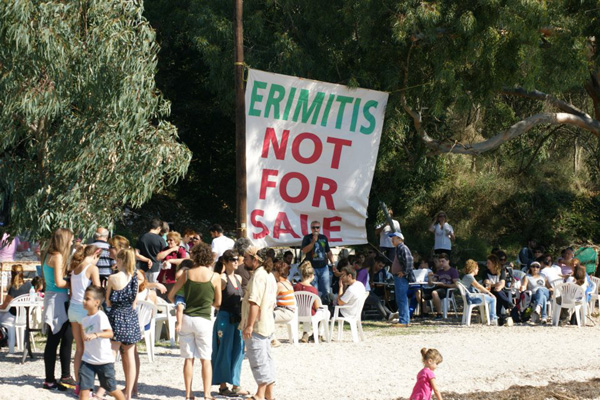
[245,69,389,247]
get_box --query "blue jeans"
[469,294,497,320]
[311,266,332,305]
[532,288,550,319]
[394,276,410,324]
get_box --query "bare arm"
[50,254,69,288]
[521,276,529,292]
[494,279,506,291]
[430,378,443,400]
[243,302,259,339]
[337,280,347,305]
[156,247,178,261]
[135,249,152,268]
[0,295,13,310]
[212,274,222,308]
[105,278,113,307]
[90,266,101,287]
[84,328,114,341]
[327,250,334,265]
[168,271,187,303]
[472,280,493,296]
[301,233,319,254]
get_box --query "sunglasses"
[232,257,239,261]
[191,237,200,241]
[311,226,321,230]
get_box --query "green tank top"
[183,273,215,320]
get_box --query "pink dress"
[410,367,435,400]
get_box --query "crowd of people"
[0,211,597,400]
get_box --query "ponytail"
[117,248,136,276]
[69,245,99,272]
[421,347,443,364]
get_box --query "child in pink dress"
[410,348,443,400]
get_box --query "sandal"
[218,387,234,396]
[231,387,249,396]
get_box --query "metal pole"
[234,0,247,238]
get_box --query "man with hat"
[240,246,278,400]
[389,232,415,327]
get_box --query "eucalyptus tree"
[0,0,191,239]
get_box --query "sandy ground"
[1,318,600,400]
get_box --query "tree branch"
[423,112,600,155]
[502,87,593,121]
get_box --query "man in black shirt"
[136,219,165,283]
[301,220,334,304]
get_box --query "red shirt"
[293,283,318,315]
[157,246,187,284]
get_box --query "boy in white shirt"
[79,286,125,400]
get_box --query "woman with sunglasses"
[211,250,248,397]
[521,262,550,324]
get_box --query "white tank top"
[71,264,92,304]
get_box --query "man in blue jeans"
[301,221,334,305]
[389,232,414,327]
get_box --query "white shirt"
[340,281,366,319]
[211,235,235,259]
[288,263,301,283]
[377,220,401,248]
[525,274,547,292]
[433,223,453,251]
[540,265,562,285]
[82,311,115,365]
[413,268,432,283]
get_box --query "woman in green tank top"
[169,242,221,400]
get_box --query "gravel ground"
[1,318,600,400]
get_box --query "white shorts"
[179,314,213,360]
[68,302,87,323]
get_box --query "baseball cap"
[245,246,264,262]
[387,232,404,240]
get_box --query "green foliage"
[141,0,600,254]
[0,0,191,239]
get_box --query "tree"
[0,0,191,239]
[395,0,600,154]
[142,0,600,250]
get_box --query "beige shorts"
[179,314,213,360]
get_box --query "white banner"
[245,69,388,247]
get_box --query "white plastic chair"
[442,288,458,319]
[294,291,330,344]
[330,291,369,342]
[155,297,176,346]
[456,282,489,326]
[274,307,299,345]
[137,300,157,362]
[1,294,41,353]
[589,276,600,314]
[552,283,585,327]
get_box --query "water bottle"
[29,285,36,302]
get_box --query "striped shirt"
[277,280,296,308]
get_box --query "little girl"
[68,245,101,395]
[410,348,443,400]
